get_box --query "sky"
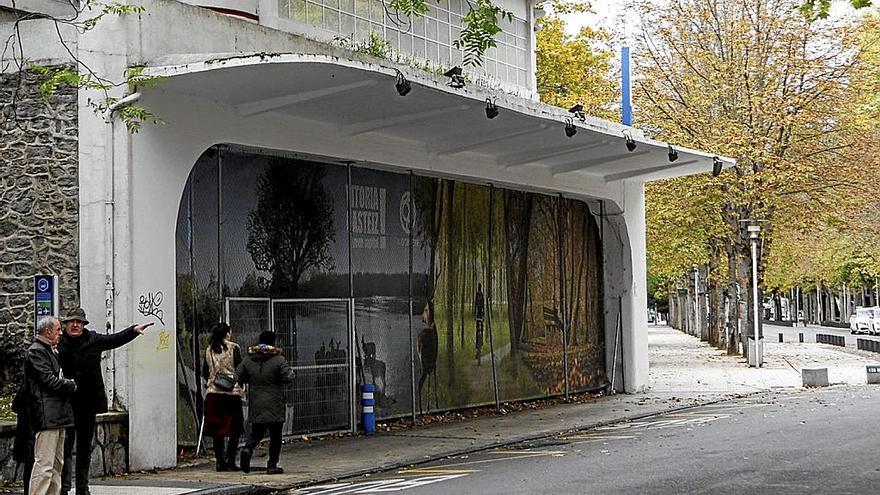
[559,0,862,39]
[559,0,630,38]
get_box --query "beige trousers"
[30,428,65,495]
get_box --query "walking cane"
[196,412,206,455]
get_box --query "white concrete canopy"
[144,53,733,187]
[110,52,734,470]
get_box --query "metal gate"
[226,297,354,435]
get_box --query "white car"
[870,307,880,335]
[850,307,876,334]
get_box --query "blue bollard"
[362,383,376,436]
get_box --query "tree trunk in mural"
[445,181,456,384]
[459,190,467,349]
[570,216,586,347]
[505,190,533,356]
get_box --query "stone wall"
[0,412,129,487]
[0,68,79,393]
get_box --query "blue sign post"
[34,274,59,331]
[621,46,633,126]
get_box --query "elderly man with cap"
[57,307,154,495]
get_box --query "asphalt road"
[765,323,880,348]
[291,386,880,495]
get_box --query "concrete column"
[77,9,134,411]
[601,180,647,393]
[78,11,178,470]
[623,181,648,391]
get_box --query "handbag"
[210,351,236,392]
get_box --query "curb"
[188,485,276,495]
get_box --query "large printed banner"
[175,146,606,441]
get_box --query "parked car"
[870,307,880,335]
[850,307,876,334]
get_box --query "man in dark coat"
[235,331,295,474]
[57,307,154,495]
[25,316,77,495]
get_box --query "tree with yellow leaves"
[535,10,618,120]
[637,0,874,355]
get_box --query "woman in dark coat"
[12,383,34,494]
[234,331,295,474]
[202,323,244,471]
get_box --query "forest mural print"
[175,146,606,442]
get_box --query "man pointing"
[57,307,154,495]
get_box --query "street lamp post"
[748,224,763,367]
[693,264,699,338]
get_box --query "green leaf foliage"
[453,0,513,66]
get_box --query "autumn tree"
[535,7,618,120]
[637,0,872,356]
[763,13,880,309]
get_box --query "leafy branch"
[382,0,515,67]
[799,0,873,21]
[3,1,163,132]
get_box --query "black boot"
[225,436,240,472]
[240,448,251,474]
[213,437,227,472]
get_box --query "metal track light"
[623,130,636,152]
[569,103,585,122]
[564,118,577,138]
[444,66,465,88]
[667,143,678,162]
[712,156,723,177]
[394,69,411,96]
[485,97,499,119]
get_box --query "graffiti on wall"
[138,291,165,325]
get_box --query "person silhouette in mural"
[417,302,439,413]
[474,283,485,364]
[315,341,329,418]
[361,336,388,405]
[315,342,327,365]
[331,341,347,395]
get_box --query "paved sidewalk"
[650,323,880,392]
[12,324,880,495]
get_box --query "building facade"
[1,0,728,471]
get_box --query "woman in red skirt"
[203,323,244,471]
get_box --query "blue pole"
[361,383,375,435]
[621,46,633,126]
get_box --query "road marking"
[595,414,730,432]
[562,433,637,441]
[398,467,479,475]
[292,474,469,494]
[486,449,566,456]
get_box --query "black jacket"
[57,326,140,412]
[234,345,295,424]
[12,383,33,462]
[24,339,76,431]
